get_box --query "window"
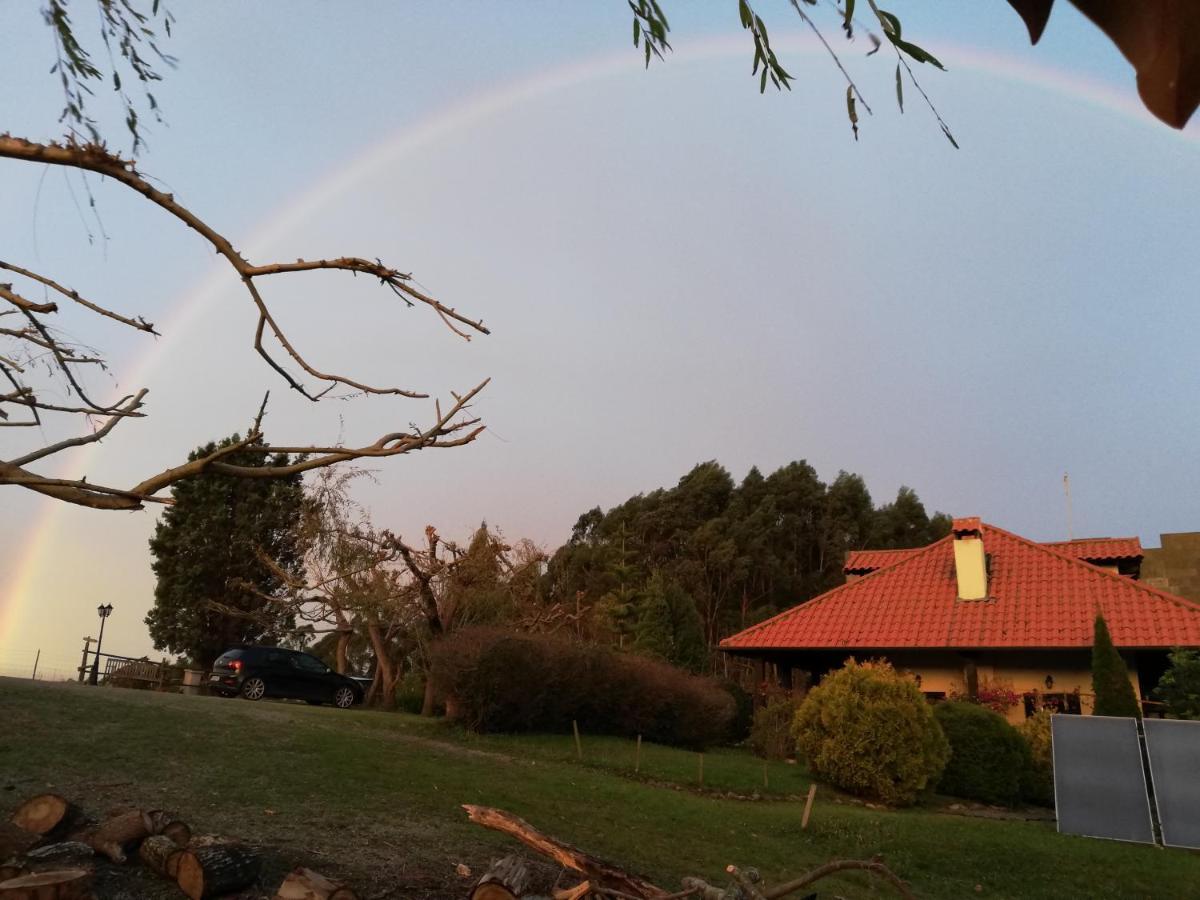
[293,654,328,674]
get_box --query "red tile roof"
[844,549,920,574]
[843,535,1143,575]
[1042,537,1143,562]
[725,522,1200,651]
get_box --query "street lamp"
[89,603,114,686]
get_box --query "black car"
[209,646,363,709]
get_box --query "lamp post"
[89,603,114,685]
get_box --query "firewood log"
[273,866,358,899]
[83,810,150,864]
[160,821,191,847]
[24,844,92,865]
[0,824,39,862]
[175,844,261,900]
[0,868,92,900]
[0,867,28,885]
[10,797,77,840]
[137,836,181,879]
[470,855,533,900]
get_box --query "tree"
[145,433,305,668]
[1091,613,1142,718]
[1153,648,1200,720]
[870,486,951,549]
[2,6,488,511]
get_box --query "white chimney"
[952,518,988,601]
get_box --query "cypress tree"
[1091,614,1141,718]
[633,572,674,660]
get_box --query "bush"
[749,695,799,760]
[429,628,735,748]
[1018,709,1055,807]
[395,670,427,715]
[721,679,755,743]
[793,660,949,806]
[933,702,1030,806]
[1153,648,1200,720]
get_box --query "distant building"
[720,518,1200,723]
[1141,532,1200,604]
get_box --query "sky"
[2,2,1198,678]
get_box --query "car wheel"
[241,677,267,701]
[333,686,355,709]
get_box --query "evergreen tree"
[1152,649,1200,720]
[633,572,675,660]
[1091,614,1142,718]
[146,434,304,668]
[668,580,708,672]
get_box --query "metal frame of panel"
[1143,718,1200,850]
[1052,714,1155,844]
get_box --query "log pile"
[0,793,354,900]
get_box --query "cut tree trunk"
[83,810,151,863]
[160,822,191,847]
[0,868,92,900]
[0,824,39,861]
[470,855,532,900]
[176,844,261,899]
[10,797,76,840]
[273,866,357,899]
[138,836,181,879]
[462,806,668,899]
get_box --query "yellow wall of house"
[884,650,1142,724]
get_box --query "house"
[719,518,1200,723]
[1141,531,1200,603]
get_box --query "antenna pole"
[1063,472,1074,540]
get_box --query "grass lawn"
[1,679,1196,899]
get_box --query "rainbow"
[2,34,1196,647]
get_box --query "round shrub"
[749,695,800,760]
[1017,709,1055,807]
[793,660,949,807]
[933,701,1030,806]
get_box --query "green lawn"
[1,679,1196,899]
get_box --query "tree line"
[146,435,948,702]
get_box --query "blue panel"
[1052,715,1154,844]
[1144,718,1200,849]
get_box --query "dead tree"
[463,805,917,900]
[1,135,489,511]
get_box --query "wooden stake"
[801,783,817,830]
[763,759,769,789]
[572,720,582,761]
[698,753,704,786]
[634,735,641,773]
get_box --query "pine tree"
[668,581,708,672]
[633,572,675,660]
[146,434,304,668]
[1091,614,1142,718]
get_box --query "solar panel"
[1052,715,1154,843]
[1143,718,1200,849]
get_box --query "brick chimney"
[952,517,988,600]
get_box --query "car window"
[265,651,288,665]
[293,654,328,673]
[214,650,243,665]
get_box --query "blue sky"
[2,2,1198,673]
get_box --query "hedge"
[934,701,1030,806]
[430,627,735,748]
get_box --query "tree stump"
[0,824,39,861]
[176,845,261,899]
[470,855,533,900]
[0,868,92,900]
[273,866,358,899]
[138,835,181,879]
[10,797,76,840]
